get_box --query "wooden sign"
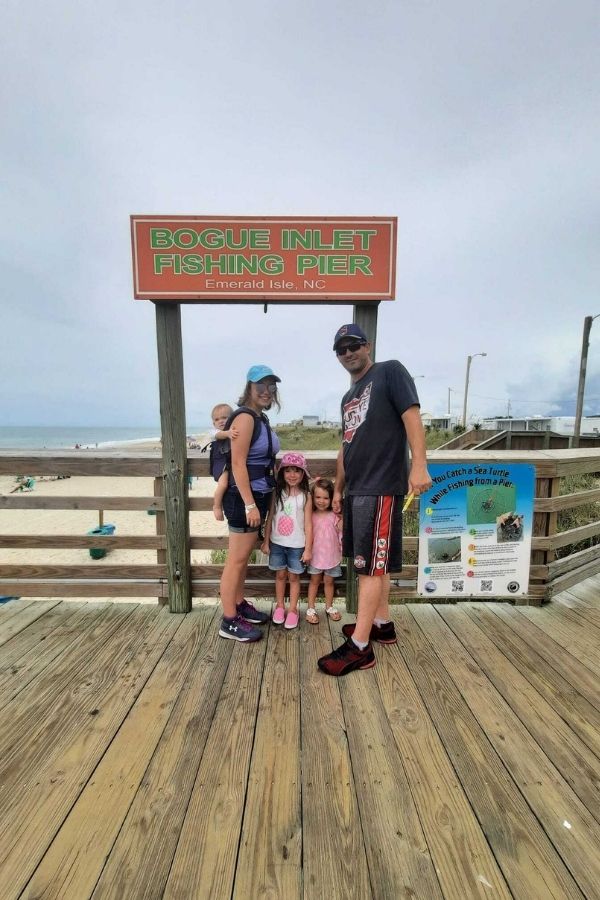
[131,215,397,302]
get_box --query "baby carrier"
[202,407,275,487]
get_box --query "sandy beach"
[0,460,226,603]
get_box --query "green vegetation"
[275,425,453,451]
[275,426,341,451]
[210,548,259,564]
[556,472,600,557]
[425,429,453,449]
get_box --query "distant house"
[421,412,459,430]
[302,415,320,428]
[479,415,600,436]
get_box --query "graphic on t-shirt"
[343,382,372,444]
[276,501,295,536]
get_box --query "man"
[317,324,432,676]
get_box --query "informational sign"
[130,215,397,301]
[417,462,535,598]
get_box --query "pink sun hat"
[279,451,310,476]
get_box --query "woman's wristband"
[244,503,257,513]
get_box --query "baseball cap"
[332,324,368,351]
[279,451,310,476]
[246,365,281,383]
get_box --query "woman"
[219,364,281,642]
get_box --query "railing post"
[154,476,168,606]
[530,475,560,605]
[155,302,191,613]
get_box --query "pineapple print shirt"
[271,490,307,548]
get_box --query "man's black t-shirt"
[341,360,419,496]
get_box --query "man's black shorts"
[342,495,403,576]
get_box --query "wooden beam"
[0,452,161,477]
[534,487,600,512]
[547,543,600,579]
[0,496,164,511]
[155,302,191,613]
[533,519,600,551]
[0,536,166,550]
[0,565,166,579]
[0,581,166,597]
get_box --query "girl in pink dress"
[306,478,343,624]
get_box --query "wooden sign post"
[155,302,191,613]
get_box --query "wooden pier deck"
[1,582,600,899]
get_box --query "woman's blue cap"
[247,365,281,383]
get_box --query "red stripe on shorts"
[369,496,395,576]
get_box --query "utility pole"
[448,387,452,415]
[574,315,597,447]
[462,352,487,428]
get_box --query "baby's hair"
[275,464,310,508]
[212,403,233,421]
[311,476,334,509]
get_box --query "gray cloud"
[1,0,599,428]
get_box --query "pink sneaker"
[284,610,299,630]
[272,606,285,625]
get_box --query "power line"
[470,392,600,404]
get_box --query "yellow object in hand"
[402,492,415,513]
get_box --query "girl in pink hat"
[261,452,313,629]
[305,477,343,624]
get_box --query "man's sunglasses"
[255,382,278,395]
[336,341,366,356]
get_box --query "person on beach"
[305,477,343,624]
[261,452,312,630]
[10,476,35,493]
[205,403,239,520]
[317,324,432,676]
[219,366,281,642]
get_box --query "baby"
[209,403,238,520]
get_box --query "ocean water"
[0,426,210,450]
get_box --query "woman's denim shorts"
[268,542,305,575]
[223,489,271,533]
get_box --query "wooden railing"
[1,448,600,607]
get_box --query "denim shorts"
[223,488,271,533]
[268,542,305,575]
[307,564,342,578]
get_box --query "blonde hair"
[211,403,233,422]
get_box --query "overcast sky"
[2,0,599,428]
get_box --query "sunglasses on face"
[336,341,366,356]
[254,382,278,395]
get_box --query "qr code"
[451,580,464,593]
[481,580,493,592]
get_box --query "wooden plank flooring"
[0,579,599,900]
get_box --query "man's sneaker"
[219,615,263,642]
[342,620,397,645]
[236,599,269,624]
[317,638,375,676]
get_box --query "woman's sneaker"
[236,599,269,624]
[317,638,375,676]
[342,621,397,644]
[219,615,263,642]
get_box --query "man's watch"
[244,503,257,513]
